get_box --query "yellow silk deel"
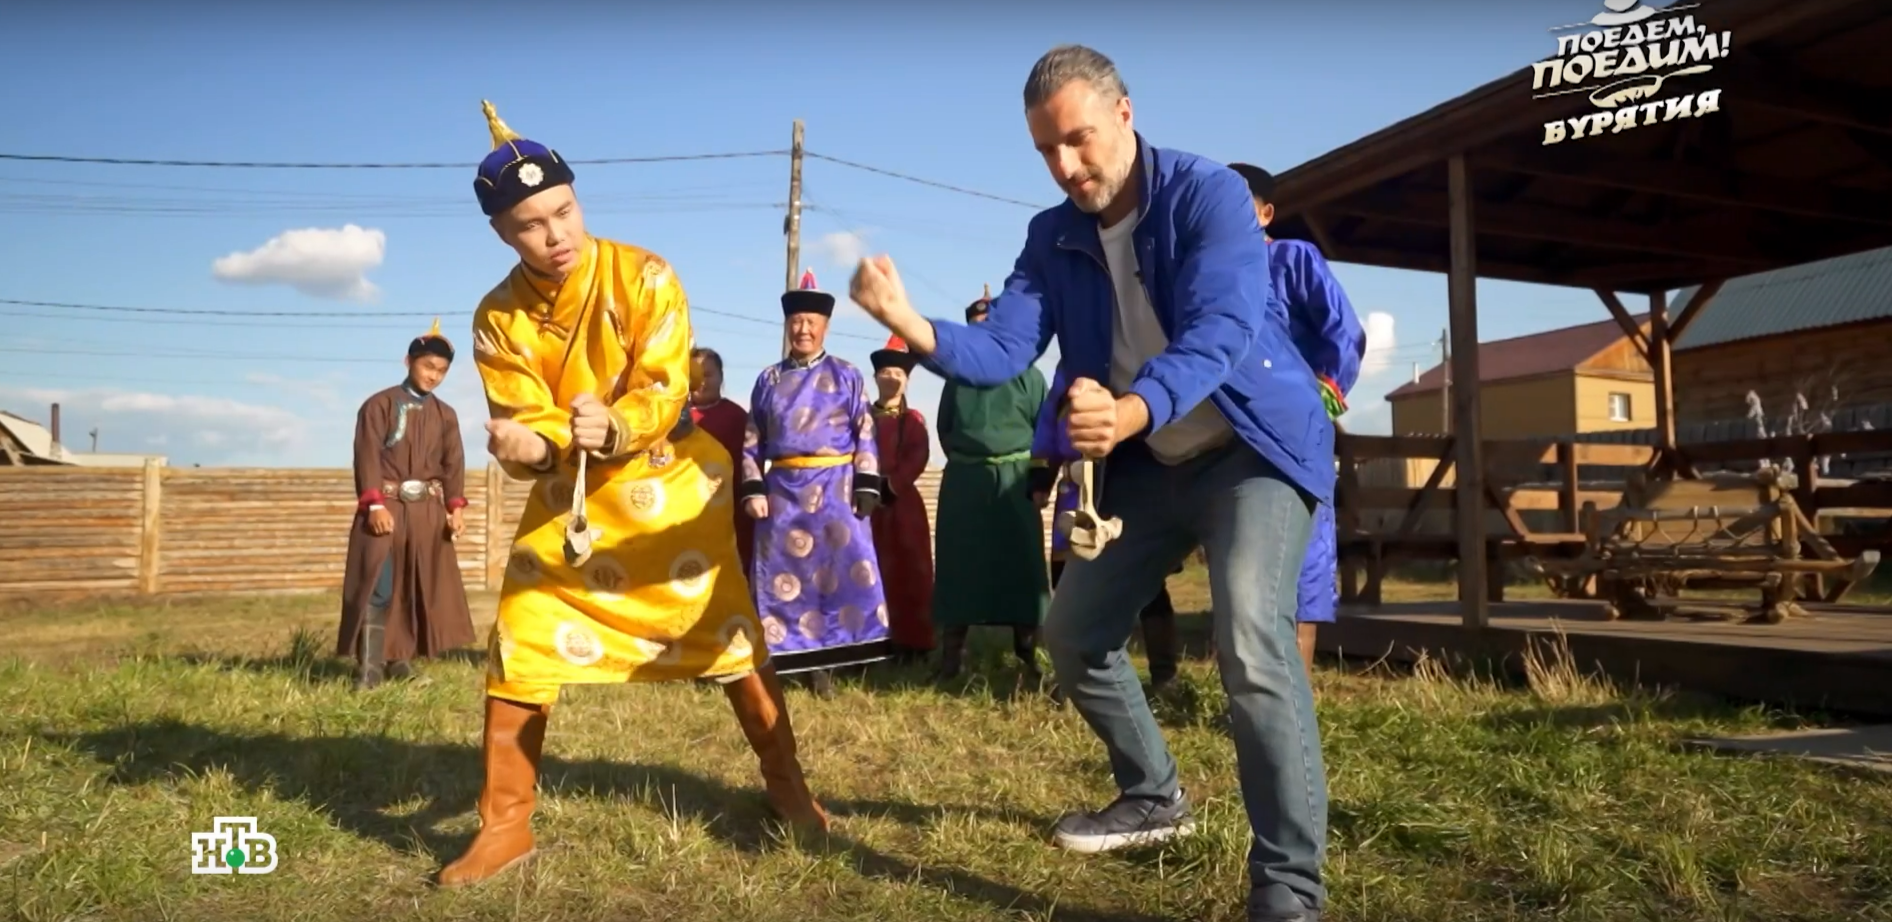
[471,238,766,706]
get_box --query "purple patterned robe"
[740,352,891,672]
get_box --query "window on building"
[1608,392,1633,422]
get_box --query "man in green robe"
[932,287,1052,687]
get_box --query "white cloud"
[1333,310,1401,435]
[808,228,873,270]
[212,224,387,302]
[0,386,319,465]
[1359,311,1397,377]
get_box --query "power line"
[0,150,788,169]
[0,297,884,343]
[805,151,1049,209]
[0,145,1045,209]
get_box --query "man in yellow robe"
[440,101,827,889]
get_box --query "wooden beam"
[1666,279,1725,345]
[1592,289,1652,361]
[1300,210,1343,259]
[1714,56,1892,139]
[1561,260,1749,292]
[1317,241,1556,286]
[1476,148,1892,230]
[1648,291,1677,451]
[1447,155,1488,630]
[1333,190,1779,264]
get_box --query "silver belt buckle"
[398,480,427,503]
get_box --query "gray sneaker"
[1051,790,1196,854]
[1247,888,1320,922]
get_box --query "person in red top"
[687,347,755,581]
[867,335,937,660]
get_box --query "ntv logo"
[190,816,279,876]
[1533,0,1733,146]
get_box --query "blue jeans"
[1045,439,1326,913]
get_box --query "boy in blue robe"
[1230,163,1367,671]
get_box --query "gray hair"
[1022,45,1128,109]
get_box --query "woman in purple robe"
[740,269,892,696]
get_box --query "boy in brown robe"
[336,319,478,689]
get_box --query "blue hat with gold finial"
[473,100,575,217]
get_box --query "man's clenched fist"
[486,418,550,467]
[570,393,613,452]
[848,254,910,326]
[744,496,769,520]
[1065,378,1121,459]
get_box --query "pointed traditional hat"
[781,267,835,317]
[965,282,993,321]
[408,316,455,362]
[472,100,575,216]
[870,333,918,373]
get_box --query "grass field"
[3,570,1892,922]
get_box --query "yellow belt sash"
[771,455,853,470]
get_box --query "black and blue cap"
[782,268,836,318]
[1228,162,1275,203]
[473,100,575,217]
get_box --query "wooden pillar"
[1557,440,1581,533]
[138,458,163,595]
[1447,154,1489,629]
[1335,428,1363,604]
[1648,290,1676,454]
[484,461,507,589]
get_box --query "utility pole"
[781,119,805,360]
[1438,327,1451,435]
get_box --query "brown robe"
[335,383,477,662]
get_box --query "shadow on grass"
[167,642,490,687]
[55,719,1166,922]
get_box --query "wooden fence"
[0,462,1055,599]
[1336,429,1892,604]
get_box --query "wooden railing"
[1337,430,1892,604]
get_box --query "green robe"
[931,367,1051,629]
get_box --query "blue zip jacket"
[921,133,1335,506]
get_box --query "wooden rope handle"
[563,448,596,566]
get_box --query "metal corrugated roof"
[1672,245,1892,351]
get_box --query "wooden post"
[781,119,805,360]
[1558,440,1581,533]
[1648,290,1677,455]
[484,461,506,589]
[1446,154,1489,630]
[1335,428,1362,604]
[138,458,162,595]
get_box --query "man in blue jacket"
[1229,162,1367,674]
[849,44,1330,922]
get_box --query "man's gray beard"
[1073,171,1127,214]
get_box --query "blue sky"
[0,0,1625,468]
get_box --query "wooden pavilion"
[1270,0,1892,631]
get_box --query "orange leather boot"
[724,666,830,832]
[438,695,548,887]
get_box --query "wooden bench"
[1531,468,1881,622]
